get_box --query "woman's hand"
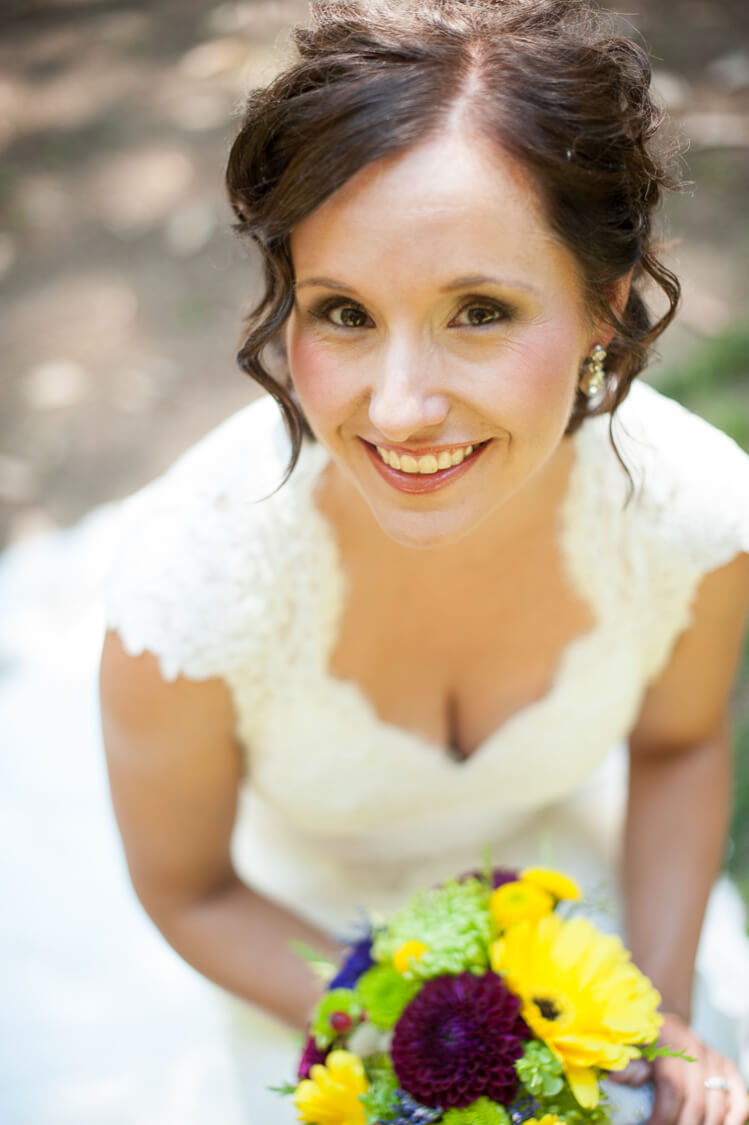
[610,1013,748,1125]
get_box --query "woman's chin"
[364,503,491,553]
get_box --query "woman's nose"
[367,343,449,442]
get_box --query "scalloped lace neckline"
[297,423,606,767]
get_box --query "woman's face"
[286,130,604,552]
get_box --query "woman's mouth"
[375,442,478,474]
[360,438,491,494]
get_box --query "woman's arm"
[99,630,342,1033]
[623,550,749,1125]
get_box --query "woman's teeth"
[375,444,476,474]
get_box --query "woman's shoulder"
[607,379,749,567]
[592,379,749,687]
[103,395,327,683]
[614,377,748,473]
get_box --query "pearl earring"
[579,344,607,398]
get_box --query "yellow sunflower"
[490,880,554,930]
[490,914,662,1108]
[520,867,581,902]
[294,1050,369,1125]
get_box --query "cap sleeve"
[613,381,749,685]
[103,395,295,685]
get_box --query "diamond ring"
[704,1076,731,1092]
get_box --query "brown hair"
[225,0,681,497]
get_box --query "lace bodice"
[105,380,749,931]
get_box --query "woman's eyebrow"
[296,277,356,293]
[441,274,540,296]
[295,274,540,296]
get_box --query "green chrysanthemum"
[517,1044,611,1125]
[356,964,420,1030]
[443,1099,511,1125]
[373,878,493,980]
[532,1087,611,1125]
[516,1041,564,1097]
[311,988,363,1049]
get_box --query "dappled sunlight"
[1,48,152,139]
[88,146,196,236]
[22,359,90,411]
[7,271,139,363]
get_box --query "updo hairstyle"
[225,0,681,492]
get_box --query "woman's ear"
[608,269,634,319]
[595,270,634,349]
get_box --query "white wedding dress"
[6,378,747,1123]
[99,377,749,1120]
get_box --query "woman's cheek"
[287,329,350,430]
[470,340,563,419]
[501,330,581,416]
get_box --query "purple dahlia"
[458,866,519,889]
[392,971,529,1108]
[328,934,375,990]
[297,1035,329,1080]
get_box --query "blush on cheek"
[477,334,578,449]
[286,332,350,431]
[514,330,581,399]
[481,341,563,399]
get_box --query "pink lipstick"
[361,439,491,494]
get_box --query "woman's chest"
[327,530,598,760]
[240,473,649,831]
[241,516,649,840]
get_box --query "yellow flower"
[521,867,581,902]
[491,914,662,1108]
[393,940,429,975]
[294,1050,369,1125]
[490,880,554,929]
[527,1116,564,1125]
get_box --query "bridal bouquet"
[275,864,676,1125]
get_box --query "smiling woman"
[283,130,607,550]
[225,0,680,496]
[99,1,749,1123]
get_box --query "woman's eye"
[328,304,372,329]
[451,301,509,328]
[305,297,373,330]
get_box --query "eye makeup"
[449,295,517,327]
[305,295,374,329]
[299,292,519,331]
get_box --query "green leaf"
[288,940,338,981]
[359,1058,399,1121]
[267,1082,296,1096]
[641,1044,697,1063]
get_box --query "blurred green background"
[0,0,747,898]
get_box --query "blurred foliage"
[656,323,749,901]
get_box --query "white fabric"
[103,380,749,1119]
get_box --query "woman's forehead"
[290,131,574,291]
[297,130,537,228]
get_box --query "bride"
[99,1,749,1121]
